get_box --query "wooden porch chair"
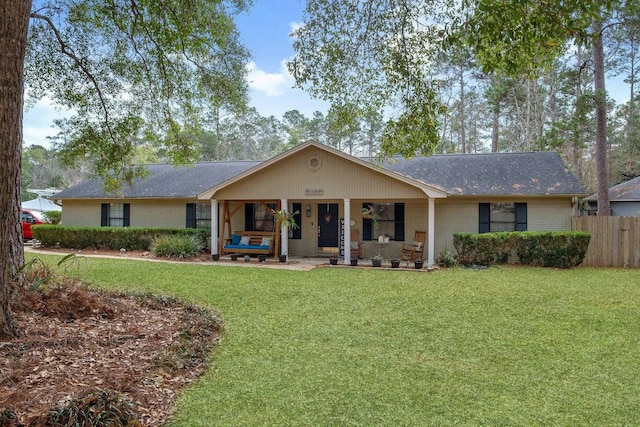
[350,229,365,259]
[401,230,426,262]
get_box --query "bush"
[43,210,62,224]
[151,234,204,259]
[437,249,459,268]
[453,232,514,265]
[453,231,590,268]
[39,389,141,426]
[31,225,209,251]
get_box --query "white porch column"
[281,199,289,258]
[211,199,219,256]
[344,199,351,264]
[428,198,435,267]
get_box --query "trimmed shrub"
[453,232,515,265]
[453,231,590,268]
[151,234,204,259]
[514,231,591,268]
[32,225,209,251]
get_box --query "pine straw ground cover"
[0,261,221,426]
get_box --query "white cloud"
[246,61,291,96]
[289,21,304,34]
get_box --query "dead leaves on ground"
[0,282,222,426]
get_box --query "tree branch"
[30,12,116,141]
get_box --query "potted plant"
[273,208,299,261]
[391,259,400,268]
[414,259,424,269]
[230,254,238,261]
[350,258,358,266]
[362,205,379,225]
[372,255,383,267]
[258,254,267,262]
[330,256,338,265]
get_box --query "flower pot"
[391,259,400,268]
[414,260,424,269]
[350,259,358,266]
[230,254,238,261]
[330,258,338,265]
[372,258,382,267]
[212,254,220,261]
[279,254,287,263]
[258,254,266,262]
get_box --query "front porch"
[209,198,438,267]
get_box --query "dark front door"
[317,203,339,248]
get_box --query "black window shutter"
[101,204,109,226]
[123,204,130,227]
[245,203,254,231]
[362,202,373,241]
[479,203,490,233]
[292,202,302,239]
[394,203,405,241]
[186,203,196,228]
[515,203,527,231]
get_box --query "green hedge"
[453,231,591,268]
[31,225,210,251]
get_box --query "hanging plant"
[273,209,299,230]
[362,205,379,225]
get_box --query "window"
[363,202,405,241]
[289,203,302,239]
[186,203,212,229]
[101,203,130,227]
[244,202,302,238]
[479,203,527,233]
[245,203,276,232]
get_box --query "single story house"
[54,141,587,266]
[582,176,640,216]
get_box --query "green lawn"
[32,254,640,426]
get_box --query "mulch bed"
[0,278,222,426]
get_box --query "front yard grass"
[33,254,640,425]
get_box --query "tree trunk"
[491,107,499,152]
[0,0,32,337]
[459,64,466,153]
[593,17,611,216]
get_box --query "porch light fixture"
[306,204,311,217]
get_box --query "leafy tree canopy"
[289,0,619,158]
[26,0,252,189]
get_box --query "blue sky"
[23,0,328,148]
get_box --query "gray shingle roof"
[584,176,640,201]
[379,151,586,196]
[54,150,586,199]
[54,161,260,199]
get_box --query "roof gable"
[198,141,447,200]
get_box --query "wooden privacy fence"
[572,216,640,268]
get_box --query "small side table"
[372,241,390,259]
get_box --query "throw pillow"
[413,241,422,250]
[239,235,251,245]
[231,234,241,245]
[261,237,271,246]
